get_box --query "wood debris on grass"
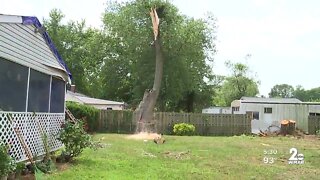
[163,150,191,159]
[153,134,165,144]
[142,150,157,158]
[260,143,271,147]
[257,121,306,139]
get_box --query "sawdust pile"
[126,132,161,140]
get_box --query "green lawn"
[48,134,320,180]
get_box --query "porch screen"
[0,57,28,111]
[50,77,65,113]
[27,69,50,112]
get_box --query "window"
[246,111,259,120]
[27,69,50,112]
[246,111,253,119]
[0,57,28,111]
[309,112,320,116]
[253,112,259,120]
[264,107,272,114]
[232,107,239,112]
[107,107,113,110]
[50,77,65,113]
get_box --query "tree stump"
[288,120,296,135]
[280,120,296,135]
[280,120,289,135]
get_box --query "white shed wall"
[202,107,232,114]
[308,105,320,113]
[202,108,221,114]
[238,103,310,133]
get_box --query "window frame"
[232,106,240,112]
[264,107,272,114]
[253,111,260,120]
[0,57,29,111]
[27,69,51,113]
[246,111,260,120]
[50,77,66,113]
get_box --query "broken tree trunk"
[135,8,164,133]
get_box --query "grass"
[48,134,320,180]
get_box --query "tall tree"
[214,61,259,106]
[102,0,216,112]
[269,84,294,98]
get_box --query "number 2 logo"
[289,148,304,161]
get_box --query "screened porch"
[0,57,66,162]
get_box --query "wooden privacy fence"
[155,112,251,136]
[97,111,251,136]
[308,116,320,134]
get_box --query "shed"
[66,90,126,110]
[0,14,71,162]
[202,106,232,114]
[231,97,320,134]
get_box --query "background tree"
[214,61,259,106]
[292,86,320,102]
[44,9,108,97]
[265,84,320,102]
[268,84,294,98]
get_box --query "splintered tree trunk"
[135,36,164,133]
[135,7,164,133]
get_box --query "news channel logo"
[288,147,304,164]
[263,147,304,164]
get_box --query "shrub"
[57,121,92,161]
[15,162,25,178]
[0,144,16,177]
[316,129,320,137]
[35,159,55,174]
[66,101,99,132]
[173,123,195,136]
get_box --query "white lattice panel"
[0,112,65,162]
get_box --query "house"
[0,14,71,162]
[66,90,126,110]
[231,97,320,134]
[202,106,232,114]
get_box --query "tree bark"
[135,27,164,133]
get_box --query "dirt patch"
[126,132,161,140]
[21,174,35,180]
[304,135,319,140]
[56,162,70,171]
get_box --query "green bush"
[173,123,195,136]
[66,101,99,132]
[15,162,25,177]
[57,121,92,161]
[316,129,320,137]
[0,144,16,177]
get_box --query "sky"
[1,0,320,96]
